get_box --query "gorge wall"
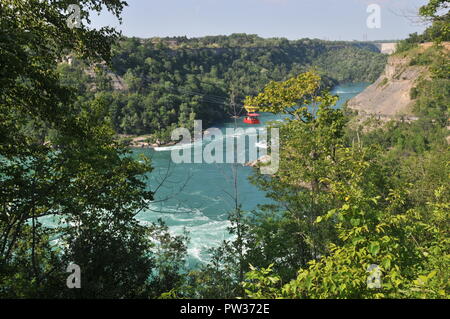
[347,54,424,119]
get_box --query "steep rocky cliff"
[347,42,450,119]
[347,55,424,118]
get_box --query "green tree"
[244,150,449,299]
[419,0,449,41]
[0,0,187,298]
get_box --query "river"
[132,82,369,268]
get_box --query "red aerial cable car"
[243,105,260,125]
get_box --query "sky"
[90,0,430,41]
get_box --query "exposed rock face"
[348,42,449,118]
[108,72,127,91]
[375,42,397,55]
[347,55,425,117]
[76,61,128,92]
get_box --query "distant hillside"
[59,34,387,138]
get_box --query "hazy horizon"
[90,0,429,41]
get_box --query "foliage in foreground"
[240,5,450,298]
[0,0,188,298]
[244,152,449,298]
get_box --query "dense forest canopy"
[58,34,387,140]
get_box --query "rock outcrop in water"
[245,155,271,167]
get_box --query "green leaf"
[350,218,360,227]
[369,241,380,256]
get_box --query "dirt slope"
[347,55,424,118]
[347,42,449,119]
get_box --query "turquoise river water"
[131,83,369,269]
